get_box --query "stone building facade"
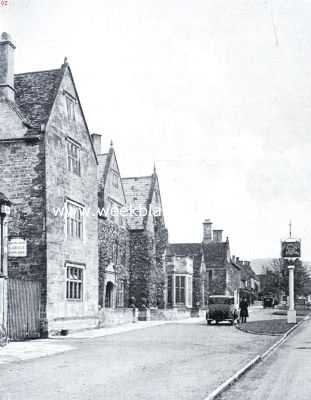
[0,32,170,335]
[122,170,168,309]
[0,33,99,335]
[234,257,260,303]
[96,139,130,310]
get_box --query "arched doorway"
[105,281,114,308]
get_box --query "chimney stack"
[213,229,223,242]
[91,133,102,155]
[203,219,212,243]
[0,32,15,102]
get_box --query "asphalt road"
[0,318,277,400]
[219,317,311,400]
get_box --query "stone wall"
[150,308,191,321]
[128,230,153,308]
[98,217,129,307]
[154,217,168,308]
[129,216,168,309]
[0,138,47,329]
[192,254,203,308]
[98,307,134,326]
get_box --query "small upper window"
[66,200,84,240]
[65,92,76,122]
[67,139,81,176]
[112,171,119,188]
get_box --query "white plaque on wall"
[8,238,27,257]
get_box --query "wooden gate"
[7,279,41,341]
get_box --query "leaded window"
[66,265,83,300]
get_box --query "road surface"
[0,318,277,400]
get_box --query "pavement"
[0,306,281,400]
[218,315,311,400]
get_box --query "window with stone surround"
[65,200,84,240]
[67,138,81,176]
[66,264,84,300]
[175,275,185,304]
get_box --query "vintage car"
[206,295,239,325]
[263,296,274,308]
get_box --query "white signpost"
[8,238,27,258]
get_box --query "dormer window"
[67,138,81,176]
[64,91,76,122]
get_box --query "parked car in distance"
[206,295,239,325]
[263,296,274,308]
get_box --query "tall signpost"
[281,222,301,324]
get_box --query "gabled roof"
[202,241,230,268]
[14,68,63,128]
[122,175,153,230]
[98,153,109,184]
[12,63,98,163]
[167,243,202,257]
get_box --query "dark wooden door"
[7,279,41,341]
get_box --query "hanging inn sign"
[281,239,301,259]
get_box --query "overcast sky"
[1,0,311,260]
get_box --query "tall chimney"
[213,229,223,242]
[91,133,102,155]
[203,219,212,243]
[0,32,15,102]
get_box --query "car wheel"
[229,320,234,325]
[207,320,212,325]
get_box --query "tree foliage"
[260,259,311,298]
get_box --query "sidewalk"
[0,316,203,365]
[219,316,311,400]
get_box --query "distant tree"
[260,259,311,299]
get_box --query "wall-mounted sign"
[281,240,301,259]
[8,238,27,257]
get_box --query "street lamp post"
[0,192,11,334]
[0,193,11,276]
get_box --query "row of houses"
[0,33,259,338]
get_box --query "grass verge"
[236,318,302,336]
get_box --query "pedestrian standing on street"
[239,297,249,323]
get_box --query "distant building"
[234,257,260,303]
[167,219,241,310]
[166,244,202,309]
